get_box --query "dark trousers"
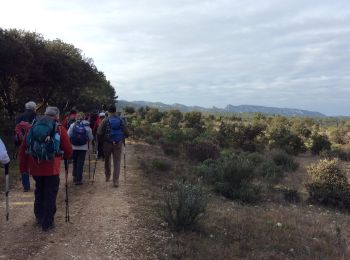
[21,172,30,190]
[33,175,60,229]
[97,140,105,159]
[103,141,122,185]
[72,150,87,183]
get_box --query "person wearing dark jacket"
[19,106,73,231]
[15,101,37,192]
[97,105,129,187]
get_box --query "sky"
[1,0,349,115]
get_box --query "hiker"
[0,138,10,166]
[67,112,93,185]
[15,101,37,192]
[97,104,129,187]
[95,112,106,159]
[19,106,73,231]
[63,109,77,129]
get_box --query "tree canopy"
[0,28,116,117]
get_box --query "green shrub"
[185,140,220,162]
[214,154,260,203]
[306,159,350,210]
[194,159,220,184]
[157,181,207,232]
[271,150,299,172]
[151,159,172,171]
[257,160,283,184]
[310,134,331,154]
[282,188,300,203]
[184,111,204,131]
[268,126,306,155]
[320,148,350,161]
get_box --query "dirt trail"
[0,142,167,260]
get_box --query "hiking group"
[2,101,129,231]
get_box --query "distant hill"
[117,100,326,117]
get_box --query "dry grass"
[134,142,350,259]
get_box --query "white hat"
[25,101,36,110]
[99,112,106,117]
[44,106,60,117]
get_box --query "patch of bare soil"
[0,141,169,260]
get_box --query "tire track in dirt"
[0,142,168,260]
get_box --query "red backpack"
[14,121,31,146]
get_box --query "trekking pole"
[64,160,70,223]
[4,163,9,221]
[123,139,126,182]
[91,152,98,185]
[88,142,91,180]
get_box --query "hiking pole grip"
[4,163,9,221]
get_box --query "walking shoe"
[113,180,119,187]
[75,182,83,185]
[23,187,30,192]
[42,224,55,232]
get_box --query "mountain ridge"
[117,100,326,117]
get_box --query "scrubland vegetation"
[127,106,350,258]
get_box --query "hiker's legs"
[112,142,122,186]
[21,172,30,191]
[98,140,104,159]
[103,142,113,181]
[72,150,79,182]
[76,150,87,183]
[41,175,60,230]
[33,176,44,222]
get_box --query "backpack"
[14,121,31,146]
[26,117,61,161]
[70,121,88,146]
[107,117,124,143]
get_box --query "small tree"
[311,134,331,154]
[307,159,350,210]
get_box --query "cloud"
[1,0,350,115]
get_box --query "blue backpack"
[26,117,61,161]
[108,117,124,143]
[70,121,88,146]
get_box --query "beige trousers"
[103,141,122,185]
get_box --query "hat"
[44,106,60,117]
[25,101,36,110]
[99,112,106,117]
[108,104,117,113]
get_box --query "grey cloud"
[18,0,350,115]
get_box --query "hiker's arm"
[0,138,10,165]
[59,126,73,160]
[87,127,94,141]
[67,123,73,137]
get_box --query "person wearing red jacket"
[19,106,73,231]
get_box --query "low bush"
[320,148,350,161]
[306,159,350,210]
[257,160,283,184]
[151,159,172,172]
[271,150,299,172]
[282,188,301,203]
[311,134,331,155]
[157,181,207,232]
[185,140,220,162]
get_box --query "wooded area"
[0,28,116,118]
